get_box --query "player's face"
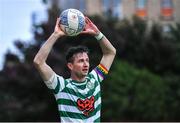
[70,52,89,77]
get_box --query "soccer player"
[33,17,116,122]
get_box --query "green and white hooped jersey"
[45,64,108,122]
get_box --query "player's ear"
[67,63,73,70]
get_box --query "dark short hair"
[66,46,89,63]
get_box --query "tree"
[102,60,168,121]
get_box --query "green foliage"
[102,60,167,121]
[0,53,59,121]
[115,17,180,75]
[169,23,180,42]
[163,75,180,120]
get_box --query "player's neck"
[70,74,86,82]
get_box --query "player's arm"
[97,34,116,71]
[81,17,116,71]
[33,18,65,81]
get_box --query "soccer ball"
[59,9,85,36]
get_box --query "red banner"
[161,8,173,17]
[136,9,147,17]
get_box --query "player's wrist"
[52,32,62,38]
[95,32,104,41]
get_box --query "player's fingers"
[85,17,90,24]
[81,28,94,34]
[86,17,94,24]
[80,31,88,34]
[85,16,92,24]
[56,18,60,26]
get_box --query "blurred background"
[0,0,180,121]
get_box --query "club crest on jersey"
[77,96,95,116]
[86,79,95,90]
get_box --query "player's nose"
[83,61,89,67]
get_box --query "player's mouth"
[82,68,88,72]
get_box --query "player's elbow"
[113,47,116,55]
[33,56,43,68]
[110,47,116,56]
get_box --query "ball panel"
[59,10,69,26]
[67,10,79,32]
[76,14,85,35]
[65,27,76,36]
[59,8,85,36]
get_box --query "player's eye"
[79,59,84,63]
[86,59,89,62]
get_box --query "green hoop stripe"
[53,77,60,94]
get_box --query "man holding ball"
[33,16,116,122]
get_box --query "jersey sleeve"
[44,73,66,94]
[89,64,109,83]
